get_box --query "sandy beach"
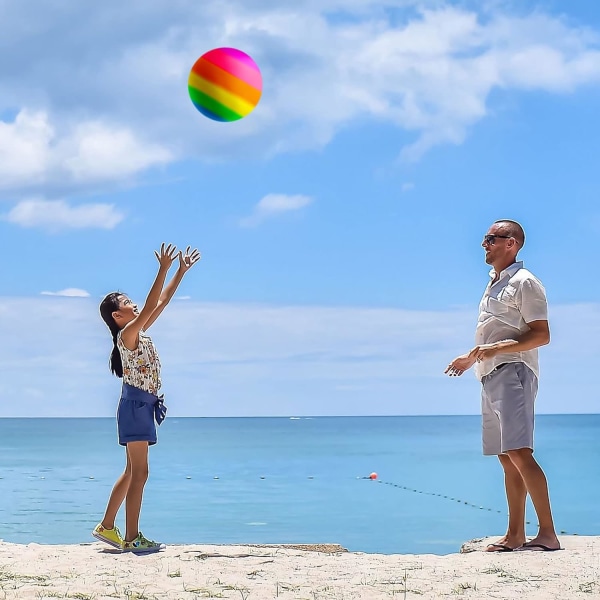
[0,536,598,599]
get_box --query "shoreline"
[0,536,598,599]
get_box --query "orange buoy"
[369,472,378,480]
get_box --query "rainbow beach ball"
[188,47,262,122]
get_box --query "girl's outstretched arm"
[143,246,201,331]
[121,243,178,349]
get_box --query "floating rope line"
[360,475,576,536]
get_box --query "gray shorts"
[481,362,538,456]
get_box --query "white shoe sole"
[92,530,123,549]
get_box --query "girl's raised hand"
[178,246,202,272]
[154,243,178,269]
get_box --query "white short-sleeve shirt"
[474,261,548,381]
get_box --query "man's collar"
[489,260,523,281]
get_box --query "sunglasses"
[483,234,513,245]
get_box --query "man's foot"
[485,536,525,552]
[92,523,124,549]
[516,535,561,552]
[515,543,561,552]
[486,543,514,552]
[122,531,166,553]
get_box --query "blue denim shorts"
[117,383,167,446]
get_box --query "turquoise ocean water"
[0,415,598,555]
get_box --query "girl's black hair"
[99,292,124,378]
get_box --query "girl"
[94,242,201,552]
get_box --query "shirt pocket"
[488,292,523,328]
[486,296,509,316]
[498,284,518,307]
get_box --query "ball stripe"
[190,101,231,122]
[188,86,244,121]
[190,60,261,105]
[201,49,262,90]
[188,75,256,117]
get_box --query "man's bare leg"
[486,453,528,551]
[506,448,560,550]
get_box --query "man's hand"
[445,353,477,377]
[469,343,503,363]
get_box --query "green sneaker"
[92,523,124,549]
[122,531,166,553]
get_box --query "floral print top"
[117,330,161,395]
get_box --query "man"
[445,220,560,552]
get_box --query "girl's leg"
[100,449,132,529]
[124,441,149,542]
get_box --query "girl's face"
[113,295,139,326]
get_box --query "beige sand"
[0,536,598,599]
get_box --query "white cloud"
[239,194,313,227]
[41,288,91,297]
[0,110,172,191]
[401,182,415,193]
[0,2,599,192]
[0,110,53,187]
[4,198,125,231]
[64,121,173,181]
[0,296,595,417]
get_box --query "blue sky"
[1,0,599,417]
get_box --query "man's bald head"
[493,220,525,247]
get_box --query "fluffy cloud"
[4,198,125,231]
[0,110,53,187]
[64,121,173,182]
[239,194,313,227]
[0,2,599,192]
[0,111,172,191]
